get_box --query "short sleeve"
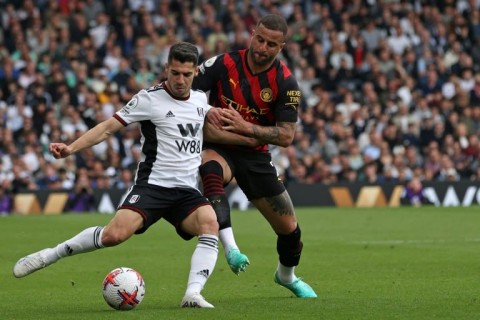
[274,76,300,123]
[115,90,152,125]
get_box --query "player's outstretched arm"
[49,117,124,159]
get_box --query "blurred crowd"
[1,0,480,214]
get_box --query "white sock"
[185,234,218,296]
[219,227,238,256]
[276,261,295,284]
[43,227,104,263]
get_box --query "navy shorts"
[118,184,210,240]
[205,145,285,200]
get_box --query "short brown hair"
[168,42,199,66]
[257,14,288,38]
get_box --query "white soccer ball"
[102,267,146,311]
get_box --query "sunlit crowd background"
[1,0,480,214]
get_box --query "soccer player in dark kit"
[192,14,316,298]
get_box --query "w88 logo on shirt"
[175,139,201,153]
[175,123,201,154]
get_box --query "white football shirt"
[114,82,211,190]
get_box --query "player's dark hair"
[257,14,288,38]
[168,42,199,66]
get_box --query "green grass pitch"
[1,206,478,319]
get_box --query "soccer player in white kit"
[12,42,258,308]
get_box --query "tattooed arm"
[219,106,296,147]
[249,122,295,147]
[203,120,261,147]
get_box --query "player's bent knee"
[276,224,303,267]
[200,161,232,229]
[198,220,219,236]
[199,160,223,178]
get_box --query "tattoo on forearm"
[252,125,280,143]
[266,192,295,216]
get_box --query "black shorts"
[118,184,210,240]
[205,145,285,200]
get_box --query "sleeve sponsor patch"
[121,96,138,115]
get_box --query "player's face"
[249,24,285,68]
[165,59,198,98]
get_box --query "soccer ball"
[102,267,146,311]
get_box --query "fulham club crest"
[129,195,140,203]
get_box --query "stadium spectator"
[0,0,479,209]
[0,180,13,215]
[113,167,133,189]
[401,177,432,207]
[65,171,95,213]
